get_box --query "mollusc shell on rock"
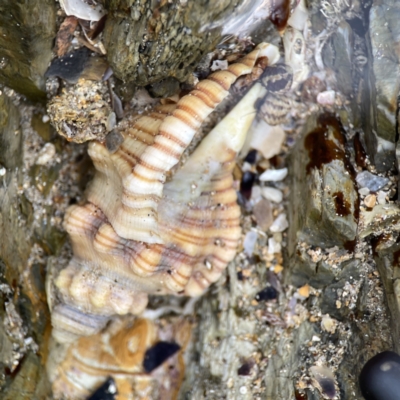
[48,43,281,345]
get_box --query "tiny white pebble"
[106,112,117,131]
[261,187,283,203]
[108,381,117,394]
[259,168,288,182]
[377,191,387,205]
[239,386,248,394]
[321,314,337,334]
[250,185,262,203]
[358,187,370,196]
[317,90,336,105]
[42,115,50,123]
[0,166,6,176]
[241,161,253,172]
[270,214,288,233]
[36,143,56,165]
[243,231,258,256]
[268,237,281,254]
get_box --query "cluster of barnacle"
[45,42,296,399]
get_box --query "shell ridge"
[48,42,282,398]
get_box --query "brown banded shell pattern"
[49,43,280,345]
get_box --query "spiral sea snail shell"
[46,42,286,398]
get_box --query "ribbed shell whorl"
[49,43,280,344]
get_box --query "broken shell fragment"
[283,27,309,87]
[245,119,285,159]
[310,365,337,399]
[49,317,191,400]
[50,318,156,399]
[60,0,106,21]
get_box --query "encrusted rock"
[47,79,113,143]
[362,0,400,171]
[0,0,56,100]
[356,171,389,192]
[102,0,240,85]
[288,113,358,251]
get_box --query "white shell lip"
[59,0,106,21]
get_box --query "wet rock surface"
[0,84,89,397]
[363,0,400,172]
[0,0,56,101]
[103,0,245,86]
[2,0,400,399]
[289,114,358,255]
[0,93,52,398]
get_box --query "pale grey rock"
[356,171,389,192]
[288,113,358,251]
[358,187,370,196]
[359,204,400,239]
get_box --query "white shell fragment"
[60,0,106,21]
[261,187,283,203]
[243,230,258,257]
[250,185,262,203]
[36,143,56,165]
[377,191,387,205]
[259,168,288,182]
[268,237,281,254]
[270,213,289,233]
[203,0,287,39]
[321,314,337,334]
[288,0,308,31]
[317,90,336,106]
[246,119,285,160]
